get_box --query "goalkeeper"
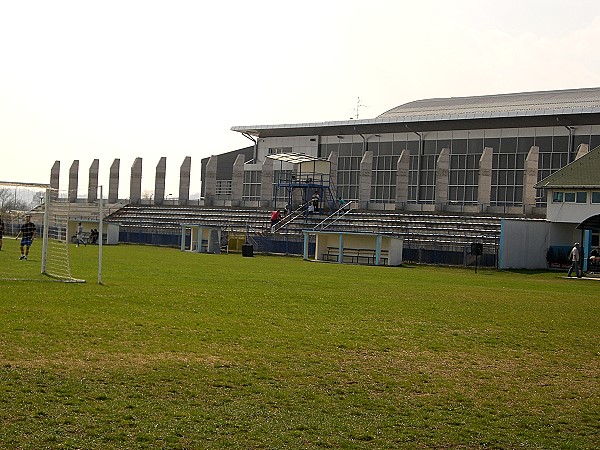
[15,214,36,260]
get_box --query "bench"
[322,247,388,265]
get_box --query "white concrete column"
[395,149,410,209]
[523,146,539,214]
[260,157,274,208]
[50,161,60,200]
[576,143,589,160]
[154,157,166,205]
[477,147,493,212]
[359,150,373,209]
[204,155,217,206]
[108,159,120,203]
[178,156,191,205]
[435,148,450,211]
[130,157,143,204]
[88,159,99,202]
[230,154,245,207]
[68,160,79,202]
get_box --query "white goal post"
[0,180,85,282]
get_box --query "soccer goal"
[0,181,85,282]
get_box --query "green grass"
[0,238,598,449]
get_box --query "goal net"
[0,181,84,282]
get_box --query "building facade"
[202,87,600,216]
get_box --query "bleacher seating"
[104,204,503,251]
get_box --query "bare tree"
[0,187,37,215]
[142,189,154,203]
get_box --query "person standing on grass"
[0,216,4,251]
[76,222,86,247]
[15,214,35,260]
[567,242,581,278]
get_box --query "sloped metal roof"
[232,87,600,138]
[377,87,600,120]
[535,146,600,189]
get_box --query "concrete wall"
[499,219,550,269]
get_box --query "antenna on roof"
[350,97,367,120]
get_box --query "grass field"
[0,237,598,449]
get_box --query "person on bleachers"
[270,210,281,231]
[311,191,320,212]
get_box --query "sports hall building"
[202,87,600,216]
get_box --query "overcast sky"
[1,0,599,198]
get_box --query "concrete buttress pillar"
[477,147,493,212]
[130,157,143,204]
[178,156,191,205]
[523,146,539,215]
[435,148,450,211]
[395,149,410,209]
[204,155,217,206]
[50,161,60,200]
[68,160,79,202]
[108,159,120,203]
[260,157,274,208]
[576,143,589,160]
[154,157,166,205]
[359,150,373,209]
[230,154,245,207]
[88,159,99,202]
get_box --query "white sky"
[1,0,599,198]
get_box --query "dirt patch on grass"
[1,351,233,372]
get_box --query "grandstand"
[105,204,503,266]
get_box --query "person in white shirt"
[567,242,581,278]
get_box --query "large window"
[536,133,570,207]
[321,128,600,209]
[215,180,232,198]
[491,152,525,206]
[273,169,293,204]
[370,140,398,203]
[243,170,262,202]
[449,154,479,204]
[336,142,362,201]
[418,154,437,204]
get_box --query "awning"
[266,153,327,164]
[576,214,600,231]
